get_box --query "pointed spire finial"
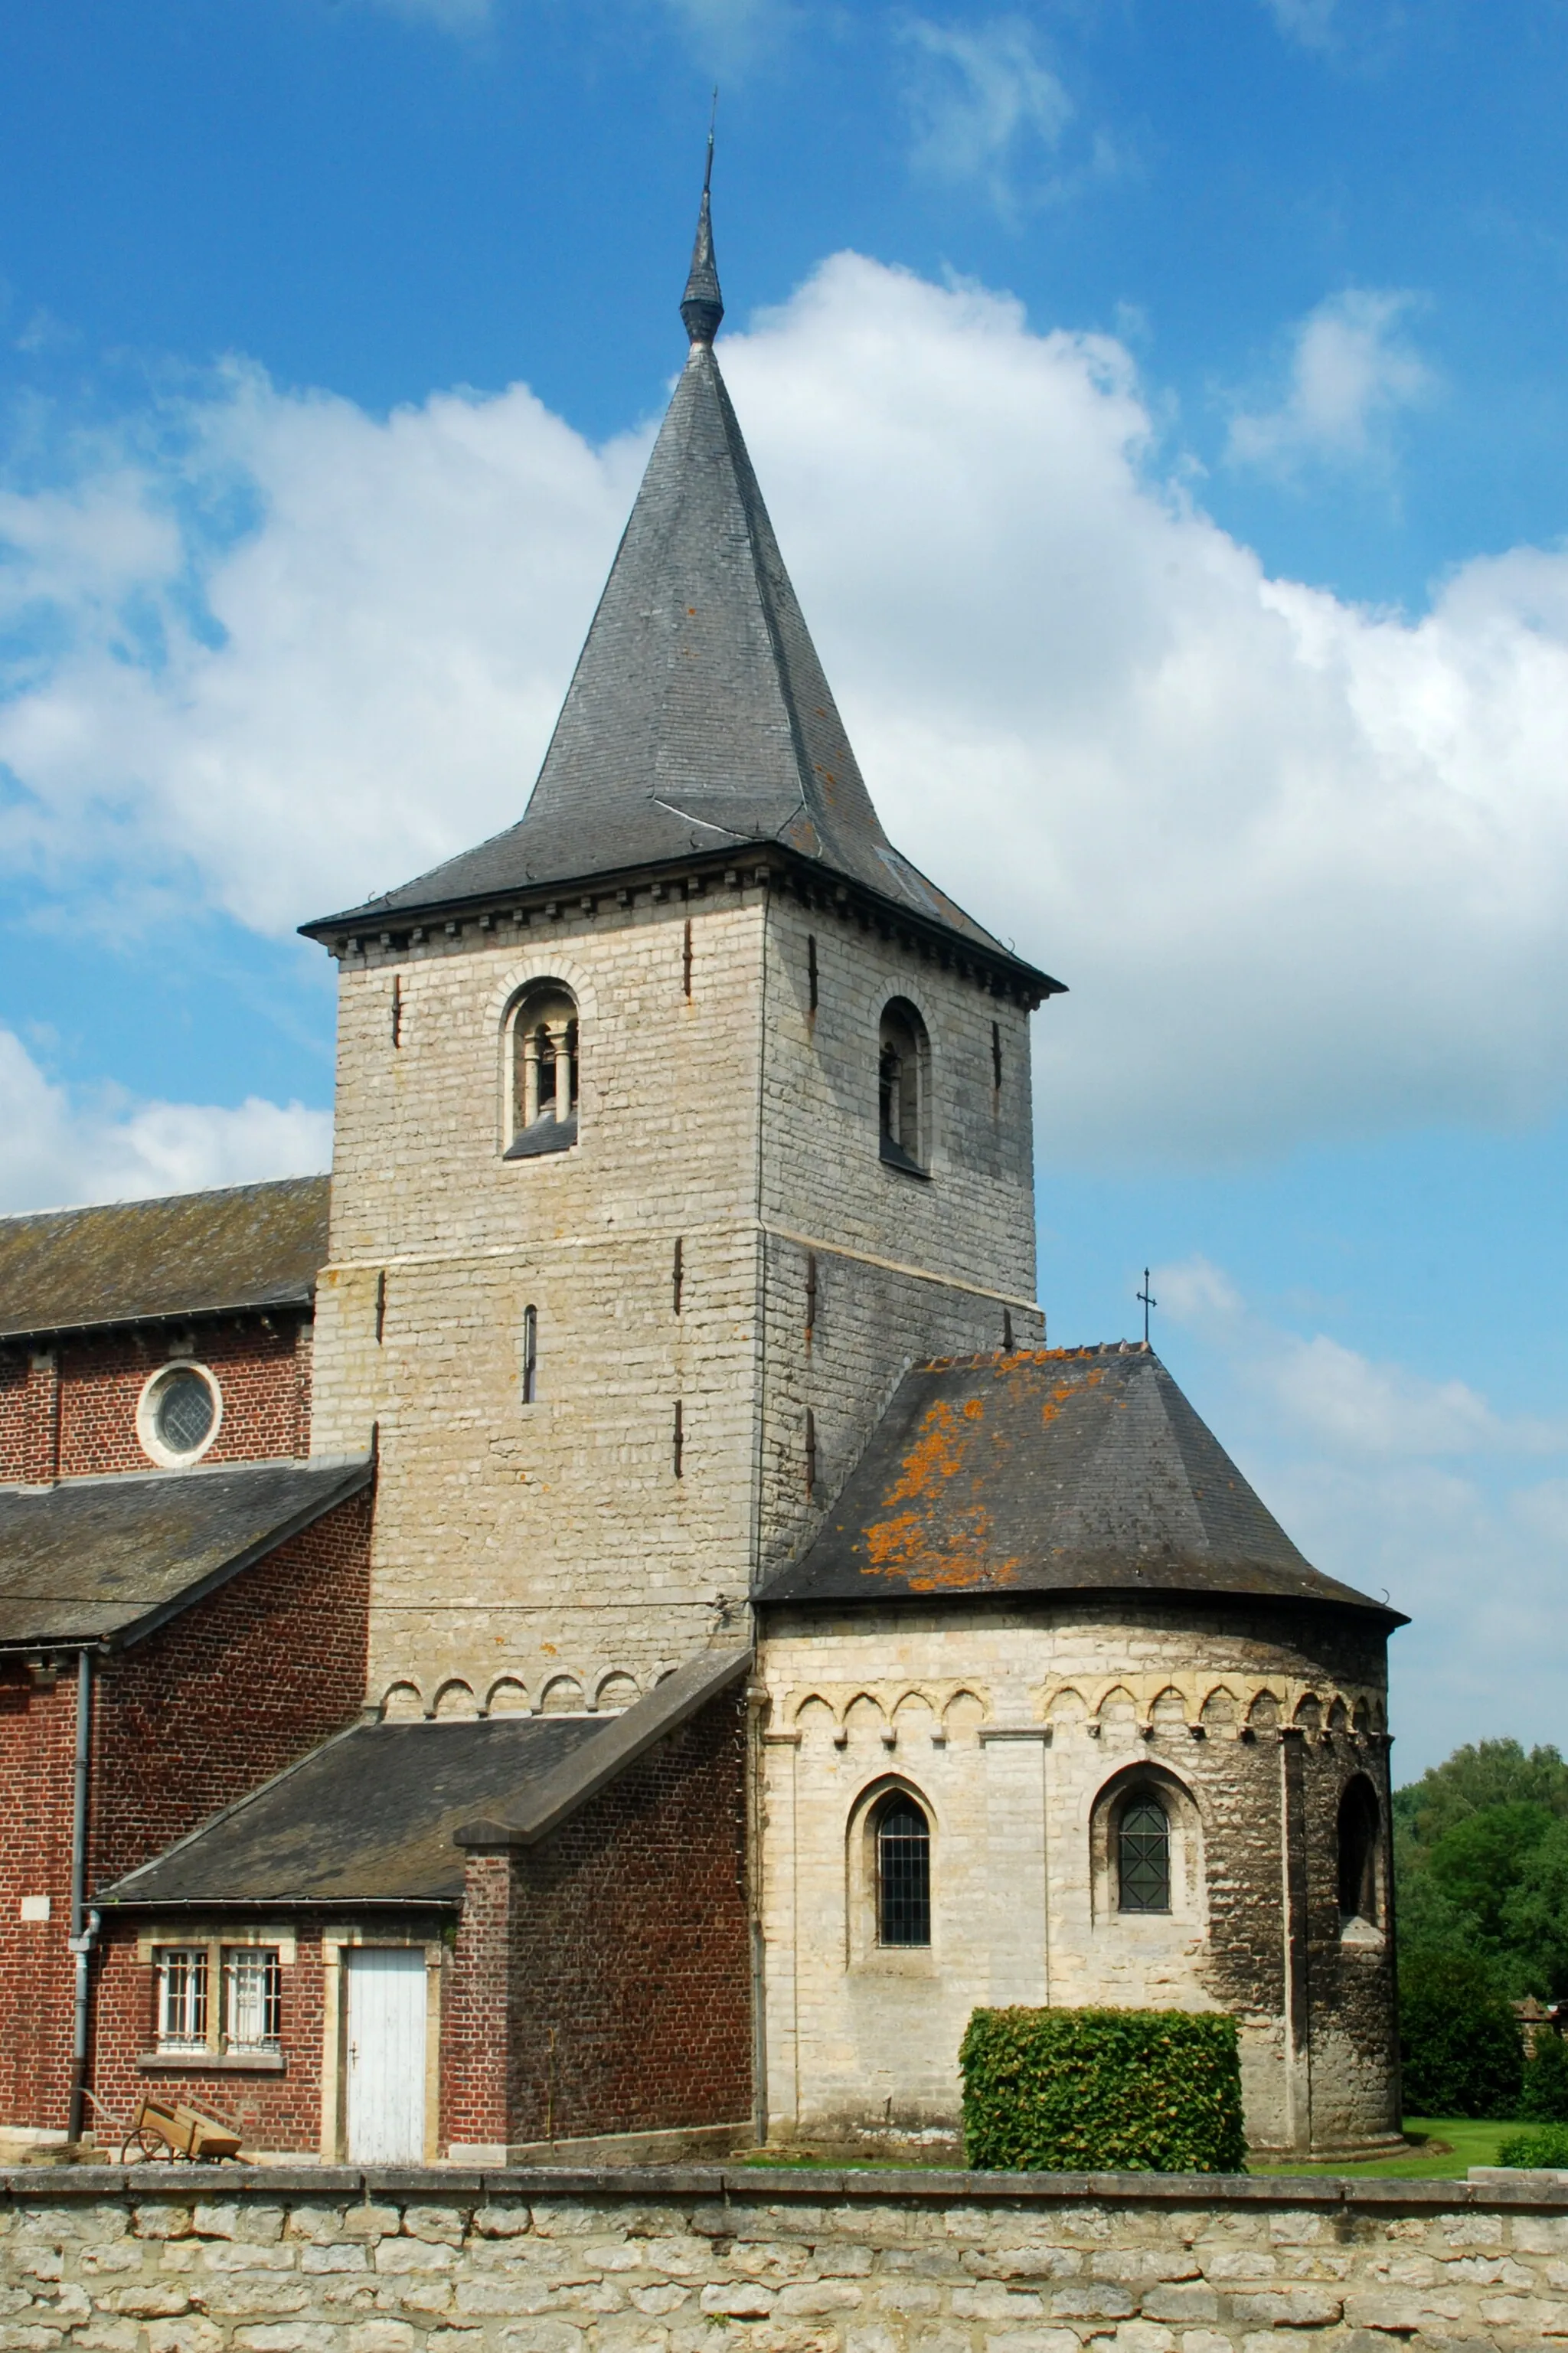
[680,92,724,345]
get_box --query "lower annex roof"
[0,1455,372,1650]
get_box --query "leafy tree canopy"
[1396,1741,1568,2002]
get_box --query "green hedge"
[959,2006,1248,2173]
[1498,2123,1568,2167]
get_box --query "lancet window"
[875,1793,932,1946]
[1338,1775,1382,1924]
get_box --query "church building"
[0,184,1403,2167]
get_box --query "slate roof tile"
[0,1176,330,1342]
[309,221,1054,992]
[763,1345,1402,1622]
[0,1454,371,1649]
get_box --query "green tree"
[1394,1741,1568,1847]
[1519,2032,1568,2123]
[1501,1815,1568,1999]
[1399,1951,1523,2117]
[1426,1801,1555,1952]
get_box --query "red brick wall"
[90,1926,329,2155]
[0,1668,77,2135]
[0,1487,371,2136]
[0,1317,312,1485]
[0,1353,62,1485]
[442,1855,513,2150]
[448,1685,753,2149]
[90,1487,373,1889]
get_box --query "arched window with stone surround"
[874,1792,931,1946]
[878,997,930,1174]
[1117,1791,1172,1913]
[1338,1775,1382,1925]
[506,981,579,1159]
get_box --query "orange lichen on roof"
[864,1500,1019,1590]
[858,1394,1024,1588]
[880,1397,975,1509]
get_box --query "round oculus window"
[138,1362,222,1467]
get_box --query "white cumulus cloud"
[0,1028,329,1215]
[3,255,1568,1171]
[1227,287,1434,476]
[1149,1253,1568,1769]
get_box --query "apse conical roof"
[314,194,1034,968]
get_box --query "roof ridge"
[0,1172,329,1234]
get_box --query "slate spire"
[679,123,724,347]
[311,161,1054,986]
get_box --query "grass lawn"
[743,2119,1524,2177]
[1245,2119,1518,2178]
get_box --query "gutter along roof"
[0,1177,330,1344]
[0,1455,372,1650]
[303,198,1060,1007]
[763,1345,1403,1626]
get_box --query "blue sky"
[2,0,1567,1770]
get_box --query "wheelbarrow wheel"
[119,2129,165,2163]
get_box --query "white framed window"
[137,1361,223,1469]
[155,1948,210,2051]
[153,1942,282,2055]
[224,1947,283,2051]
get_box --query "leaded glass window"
[155,1368,215,1456]
[876,1796,931,1946]
[1117,1796,1171,1913]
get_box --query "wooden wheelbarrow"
[83,2087,244,2164]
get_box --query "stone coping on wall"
[4,2162,1568,2209]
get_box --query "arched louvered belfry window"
[878,998,930,1174]
[507,982,579,1159]
[875,1793,931,1946]
[1117,1793,1171,1913]
[1338,1775,1381,1923]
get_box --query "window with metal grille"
[224,1948,282,2051]
[876,1796,931,1946]
[155,1948,209,2051]
[1117,1796,1171,1912]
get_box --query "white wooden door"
[345,1947,427,2162]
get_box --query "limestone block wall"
[5,2165,1568,2353]
[311,872,1048,1708]
[757,1598,1396,2158]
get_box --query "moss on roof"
[0,1175,330,1340]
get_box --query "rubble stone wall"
[1,2164,1566,2353]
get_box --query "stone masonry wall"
[312,875,1044,1712]
[757,1598,1394,2159]
[2,2165,1568,2352]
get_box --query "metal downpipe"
[67,1647,98,2145]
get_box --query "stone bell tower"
[302,179,1063,1721]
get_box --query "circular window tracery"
[137,1361,223,1469]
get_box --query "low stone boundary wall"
[2,2164,1566,2353]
